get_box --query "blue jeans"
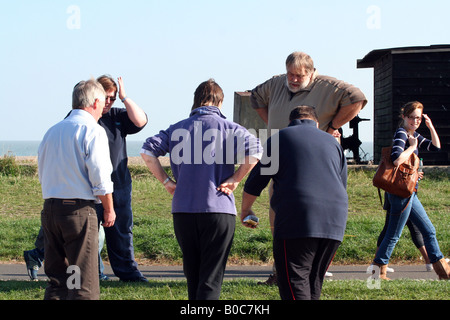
[98,225,105,276]
[96,184,144,281]
[374,192,444,265]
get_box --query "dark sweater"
[244,119,348,241]
[99,107,146,187]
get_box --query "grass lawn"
[0,157,448,301]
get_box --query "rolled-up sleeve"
[235,126,263,164]
[86,128,114,196]
[141,129,171,158]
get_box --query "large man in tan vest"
[250,51,367,285]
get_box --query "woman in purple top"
[372,101,449,280]
[141,79,262,299]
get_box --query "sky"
[1,0,449,144]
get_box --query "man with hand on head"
[96,75,148,282]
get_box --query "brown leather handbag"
[373,146,420,200]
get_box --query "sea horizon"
[1,140,374,161]
[0,140,148,158]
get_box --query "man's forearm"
[98,193,115,227]
[330,101,364,129]
[255,107,269,124]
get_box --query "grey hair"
[72,78,106,109]
[285,52,315,73]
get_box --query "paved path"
[0,263,440,282]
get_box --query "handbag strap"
[377,188,383,206]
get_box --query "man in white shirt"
[38,78,116,300]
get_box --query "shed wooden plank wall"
[391,51,450,165]
[362,47,450,165]
[373,53,394,162]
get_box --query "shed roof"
[357,44,450,68]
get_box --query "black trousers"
[273,237,340,300]
[173,213,235,300]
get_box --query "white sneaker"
[325,271,333,277]
[426,263,433,272]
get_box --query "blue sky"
[1,0,449,143]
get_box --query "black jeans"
[274,237,340,300]
[173,213,235,300]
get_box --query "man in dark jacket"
[241,106,348,300]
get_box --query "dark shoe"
[24,250,42,281]
[258,273,277,286]
[121,276,148,283]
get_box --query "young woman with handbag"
[372,101,449,280]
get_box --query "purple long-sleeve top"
[141,106,262,215]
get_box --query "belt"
[46,198,95,205]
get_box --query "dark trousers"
[274,237,340,300]
[96,184,143,281]
[173,213,235,300]
[41,199,99,300]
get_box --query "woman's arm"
[393,136,417,167]
[423,114,441,149]
[392,130,418,167]
[118,77,148,128]
[216,156,259,195]
[140,153,176,195]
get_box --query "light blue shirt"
[38,109,114,201]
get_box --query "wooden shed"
[357,45,450,165]
[233,91,266,133]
